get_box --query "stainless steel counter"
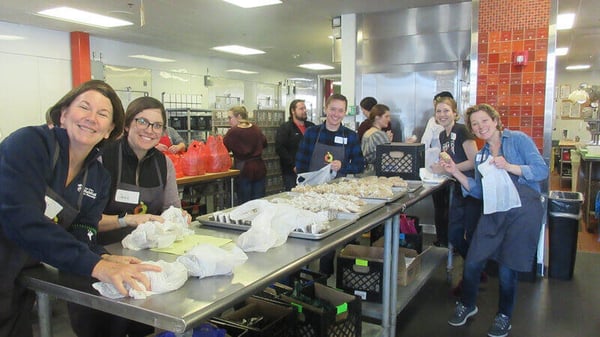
[19,180,450,337]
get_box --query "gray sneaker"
[487,313,512,337]
[448,302,478,326]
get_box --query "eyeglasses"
[134,117,164,131]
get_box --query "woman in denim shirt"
[441,104,548,337]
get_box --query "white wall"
[553,69,600,143]
[0,22,71,138]
[0,21,316,139]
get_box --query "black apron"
[308,125,346,172]
[98,143,165,245]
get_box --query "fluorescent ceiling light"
[37,7,133,28]
[298,63,334,70]
[566,64,591,70]
[0,35,25,40]
[129,54,175,62]
[227,69,258,74]
[221,0,282,8]
[212,45,265,55]
[557,13,575,30]
[555,47,569,56]
[288,78,313,82]
[332,81,342,86]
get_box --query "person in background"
[155,125,186,153]
[357,96,392,141]
[275,99,315,190]
[421,91,454,247]
[296,93,364,275]
[443,104,547,337]
[69,96,189,337]
[429,96,482,296]
[0,80,161,337]
[224,106,268,204]
[361,103,393,175]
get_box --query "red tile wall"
[477,0,550,151]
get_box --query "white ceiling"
[0,0,597,76]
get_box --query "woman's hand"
[386,130,394,142]
[439,158,459,176]
[181,209,192,224]
[124,214,165,227]
[101,254,142,264]
[430,162,445,174]
[330,160,342,172]
[92,260,162,296]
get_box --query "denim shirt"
[464,129,548,199]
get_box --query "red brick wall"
[477,0,550,150]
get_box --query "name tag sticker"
[44,195,63,220]
[334,136,347,145]
[115,189,140,204]
[476,153,482,162]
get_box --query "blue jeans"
[236,177,266,205]
[461,259,518,318]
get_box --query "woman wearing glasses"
[68,96,190,337]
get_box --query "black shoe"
[433,240,448,247]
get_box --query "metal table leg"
[381,217,392,337]
[390,214,400,337]
[36,291,52,337]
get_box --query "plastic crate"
[375,143,425,180]
[336,244,422,302]
[213,296,295,337]
[278,268,329,288]
[278,282,361,337]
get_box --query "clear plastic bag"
[296,163,337,186]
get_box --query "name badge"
[476,153,482,162]
[44,195,63,220]
[115,189,140,204]
[334,136,347,145]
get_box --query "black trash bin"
[548,191,584,280]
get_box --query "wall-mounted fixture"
[512,51,528,66]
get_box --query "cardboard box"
[214,296,294,337]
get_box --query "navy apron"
[308,125,346,172]
[98,143,164,245]
[466,147,544,272]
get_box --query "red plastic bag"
[163,152,185,178]
[206,135,232,173]
[186,140,206,176]
[399,214,417,234]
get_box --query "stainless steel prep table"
[20,180,450,337]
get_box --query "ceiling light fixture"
[0,35,25,40]
[566,64,591,70]
[37,7,133,28]
[221,0,282,8]
[129,54,176,62]
[298,63,334,70]
[212,45,265,55]
[227,69,258,74]
[557,13,575,30]
[555,47,569,56]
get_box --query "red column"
[70,31,91,87]
[476,0,550,151]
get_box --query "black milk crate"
[208,319,249,337]
[279,282,361,337]
[375,143,425,180]
[213,296,295,337]
[279,268,329,288]
[336,244,385,302]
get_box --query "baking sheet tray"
[197,211,356,240]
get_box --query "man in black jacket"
[275,99,315,190]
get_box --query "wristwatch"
[118,213,128,228]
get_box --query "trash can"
[548,191,584,280]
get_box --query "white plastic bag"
[296,164,337,186]
[478,157,522,214]
[425,147,441,170]
[176,244,248,278]
[92,260,188,299]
